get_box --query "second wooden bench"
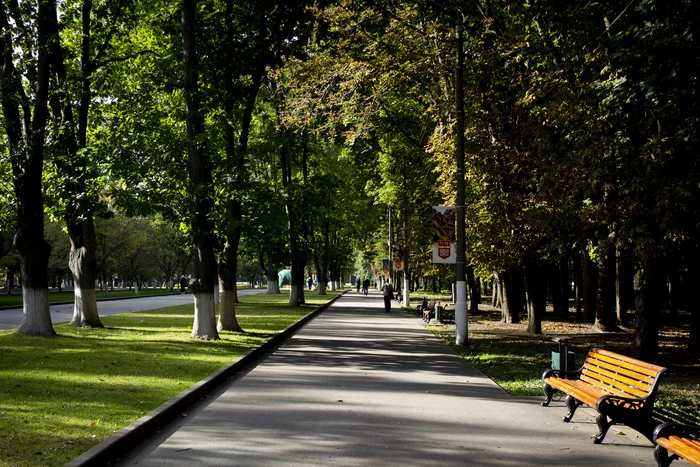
[653,422,700,466]
[541,348,668,444]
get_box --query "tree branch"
[94,49,159,70]
[92,0,125,66]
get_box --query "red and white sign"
[437,240,451,259]
[432,206,456,264]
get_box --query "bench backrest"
[581,348,668,399]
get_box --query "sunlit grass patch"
[0,290,340,467]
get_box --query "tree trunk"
[217,233,243,332]
[559,256,570,320]
[616,246,635,326]
[573,252,583,322]
[690,306,700,358]
[581,250,597,323]
[182,0,218,340]
[632,253,664,362]
[667,260,680,324]
[266,269,281,294]
[523,258,545,334]
[68,211,103,327]
[491,277,498,307]
[594,241,619,332]
[466,266,479,315]
[501,267,523,324]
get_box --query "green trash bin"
[434,305,443,321]
[551,350,575,371]
[551,336,575,374]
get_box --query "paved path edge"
[64,291,347,467]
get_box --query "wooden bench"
[654,422,700,466]
[422,300,453,323]
[423,300,443,322]
[541,348,668,444]
[415,299,435,318]
[435,302,454,323]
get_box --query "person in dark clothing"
[356,277,361,294]
[362,278,370,295]
[179,276,187,294]
[382,280,394,312]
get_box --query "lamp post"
[414,1,467,345]
[453,13,468,346]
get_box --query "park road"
[119,292,657,466]
[0,288,263,331]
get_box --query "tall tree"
[0,0,55,336]
[181,0,218,339]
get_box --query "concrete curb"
[65,291,347,467]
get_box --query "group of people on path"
[356,276,394,313]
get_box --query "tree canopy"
[1,0,698,358]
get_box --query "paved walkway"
[119,292,657,466]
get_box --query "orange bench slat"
[657,436,700,466]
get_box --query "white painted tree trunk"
[17,288,55,336]
[191,293,219,339]
[403,280,410,307]
[217,284,243,332]
[330,280,336,291]
[289,284,303,306]
[71,287,99,327]
[68,234,103,328]
[266,280,280,294]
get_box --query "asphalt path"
[0,289,264,331]
[116,292,657,467]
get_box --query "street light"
[413,1,467,345]
[453,11,468,346]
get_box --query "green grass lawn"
[0,290,341,467]
[0,287,177,308]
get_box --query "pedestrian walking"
[382,280,394,312]
[362,278,370,295]
[179,276,187,294]
[356,277,361,294]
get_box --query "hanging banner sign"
[432,206,456,264]
[392,245,404,271]
[382,259,391,276]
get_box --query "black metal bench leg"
[563,395,580,422]
[653,445,679,467]
[542,383,555,407]
[594,413,611,444]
